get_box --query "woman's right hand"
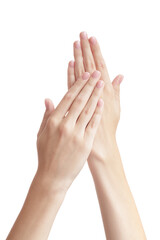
[36,70,104,194]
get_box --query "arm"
[7,69,104,240]
[67,31,146,239]
[6,172,66,240]
[88,138,146,239]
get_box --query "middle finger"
[79,31,96,73]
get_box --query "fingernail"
[80,31,88,39]
[82,72,90,80]
[96,80,104,88]
[74,40,81,49]
[90,36,97,45]
[97,98,104,108]
[117,75,124,84]
[91,70,101,78]
[45,98,52,111]
[44,99,49,110]
[69,60,75,68]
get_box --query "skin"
[67,32,146,239]
[6,70,104,240]
[6,32,147,240]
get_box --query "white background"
[0,0,160,239]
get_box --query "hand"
[66,32,124,163]
[36,70,104,193]
[66,33,146,240]
[6,68,105,240]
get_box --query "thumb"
[112,74,124,96]
[44,98,55,112]
[37,98,55,138]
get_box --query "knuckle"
[37,130,41,138]
[96,59,106,69]
[76,95,83,104]
[91,113,100,128]
[90,119,97,128]
[85,60,95,71]
[82,140,90,152]
[84,107,90,115]
[76,56,83,62]
[72,134,82,145]
[93,88,100,97]
[65,92,73,101]
[105,84,114,95]
[77,69,84,78]
[88,79,95,87]
[47,117,58,129]
[59,122,70,136]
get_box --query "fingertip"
[44,98,54,112]
[96,80,104,88]
[89,36,97,45]
[80,31,88,39]
[97,98,104,108]
[44,98,49,110]
[117,74,124,85]
[74,40,81,49]
[112,75,124,87]
[69,60,75,68]
[82,72,90,80]
[91,70,101,78]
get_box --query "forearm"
[6,170,66,240]
[88,138,146,240]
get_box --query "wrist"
[89,134,117,164]
[32,169,68,200]
[88,135,124,178]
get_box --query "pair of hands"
[7,32,147,240]
[36,31,123,193]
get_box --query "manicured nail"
[96,80,104,88]
[91,70,101,78]
[82,72,90,80]
[97,98,104,108]
[74,40,81,49]
[69,60,75,68]
[80,31,88,39]
[117,75,124,84]
[90,36,97,45]
[45,98,52,111]
[44,98,49,110]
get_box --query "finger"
[66,70,101,124]
[37,98,54,138]
[52,72,90,120]
[74,40,85,79]
[112,74,124,97]
[80,31,96,73]
[85,98,104,141]
[67,60,75,89]
[89,36,110,84]
[76,80,104,131]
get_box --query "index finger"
[89,36,111,83]
[51,72,90,120]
